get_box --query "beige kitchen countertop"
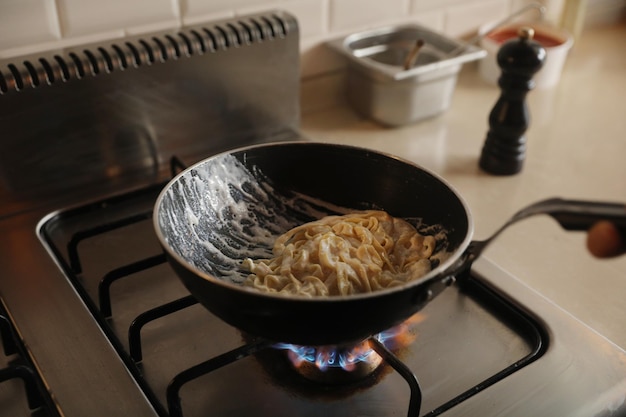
[301,22,626,349]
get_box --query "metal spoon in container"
[403,39,426,70]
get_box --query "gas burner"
[277,340,384,383]
[275,314,423,384]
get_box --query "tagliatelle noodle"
[242,210,437,297]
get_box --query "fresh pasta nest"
[242,210,440,297]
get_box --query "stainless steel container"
[328,24,486,126]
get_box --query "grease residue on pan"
[157,153,449,289]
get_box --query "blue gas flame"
[274,314,423,372]
[274,327,403,372]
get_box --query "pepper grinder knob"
[479,27,547,175]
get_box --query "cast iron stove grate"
[0,298,61,417]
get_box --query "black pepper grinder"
[479,27,547,175]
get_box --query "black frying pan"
[153,142,626,346]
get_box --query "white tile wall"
[445,0,510,37]
[1,0,614,84]
[57,0,180,38]
[0,0,61,51]
[329,0,409,31]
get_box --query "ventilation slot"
[98,47,114,72]
[262,13,289,38]
[125,42,142,67]
[0,12,295,94]
[177,32,194,56]
[202,28,222,50]
[189,30,210,53]
[151,37,167,61]
[83,49,101,75]
[226,23,245,45]
[111,44,129,69]
[68,53,86,78]
[7,64,24,90]
[38,58,56,83]
[23,60,41,87]
[165,35,181,59]
[0,73,7,94]
[138,39,156,64]
[238,21,257,42]
[249,18,268,40]
[214,25,232,48]
[54,55,71,80]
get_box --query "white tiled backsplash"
[0,0,621,111]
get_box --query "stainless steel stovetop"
[34,177,626,416]
[1,10,626,417]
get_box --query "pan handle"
[540,199,626,231]
[427,198,626,306]
[456,198,626,273]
